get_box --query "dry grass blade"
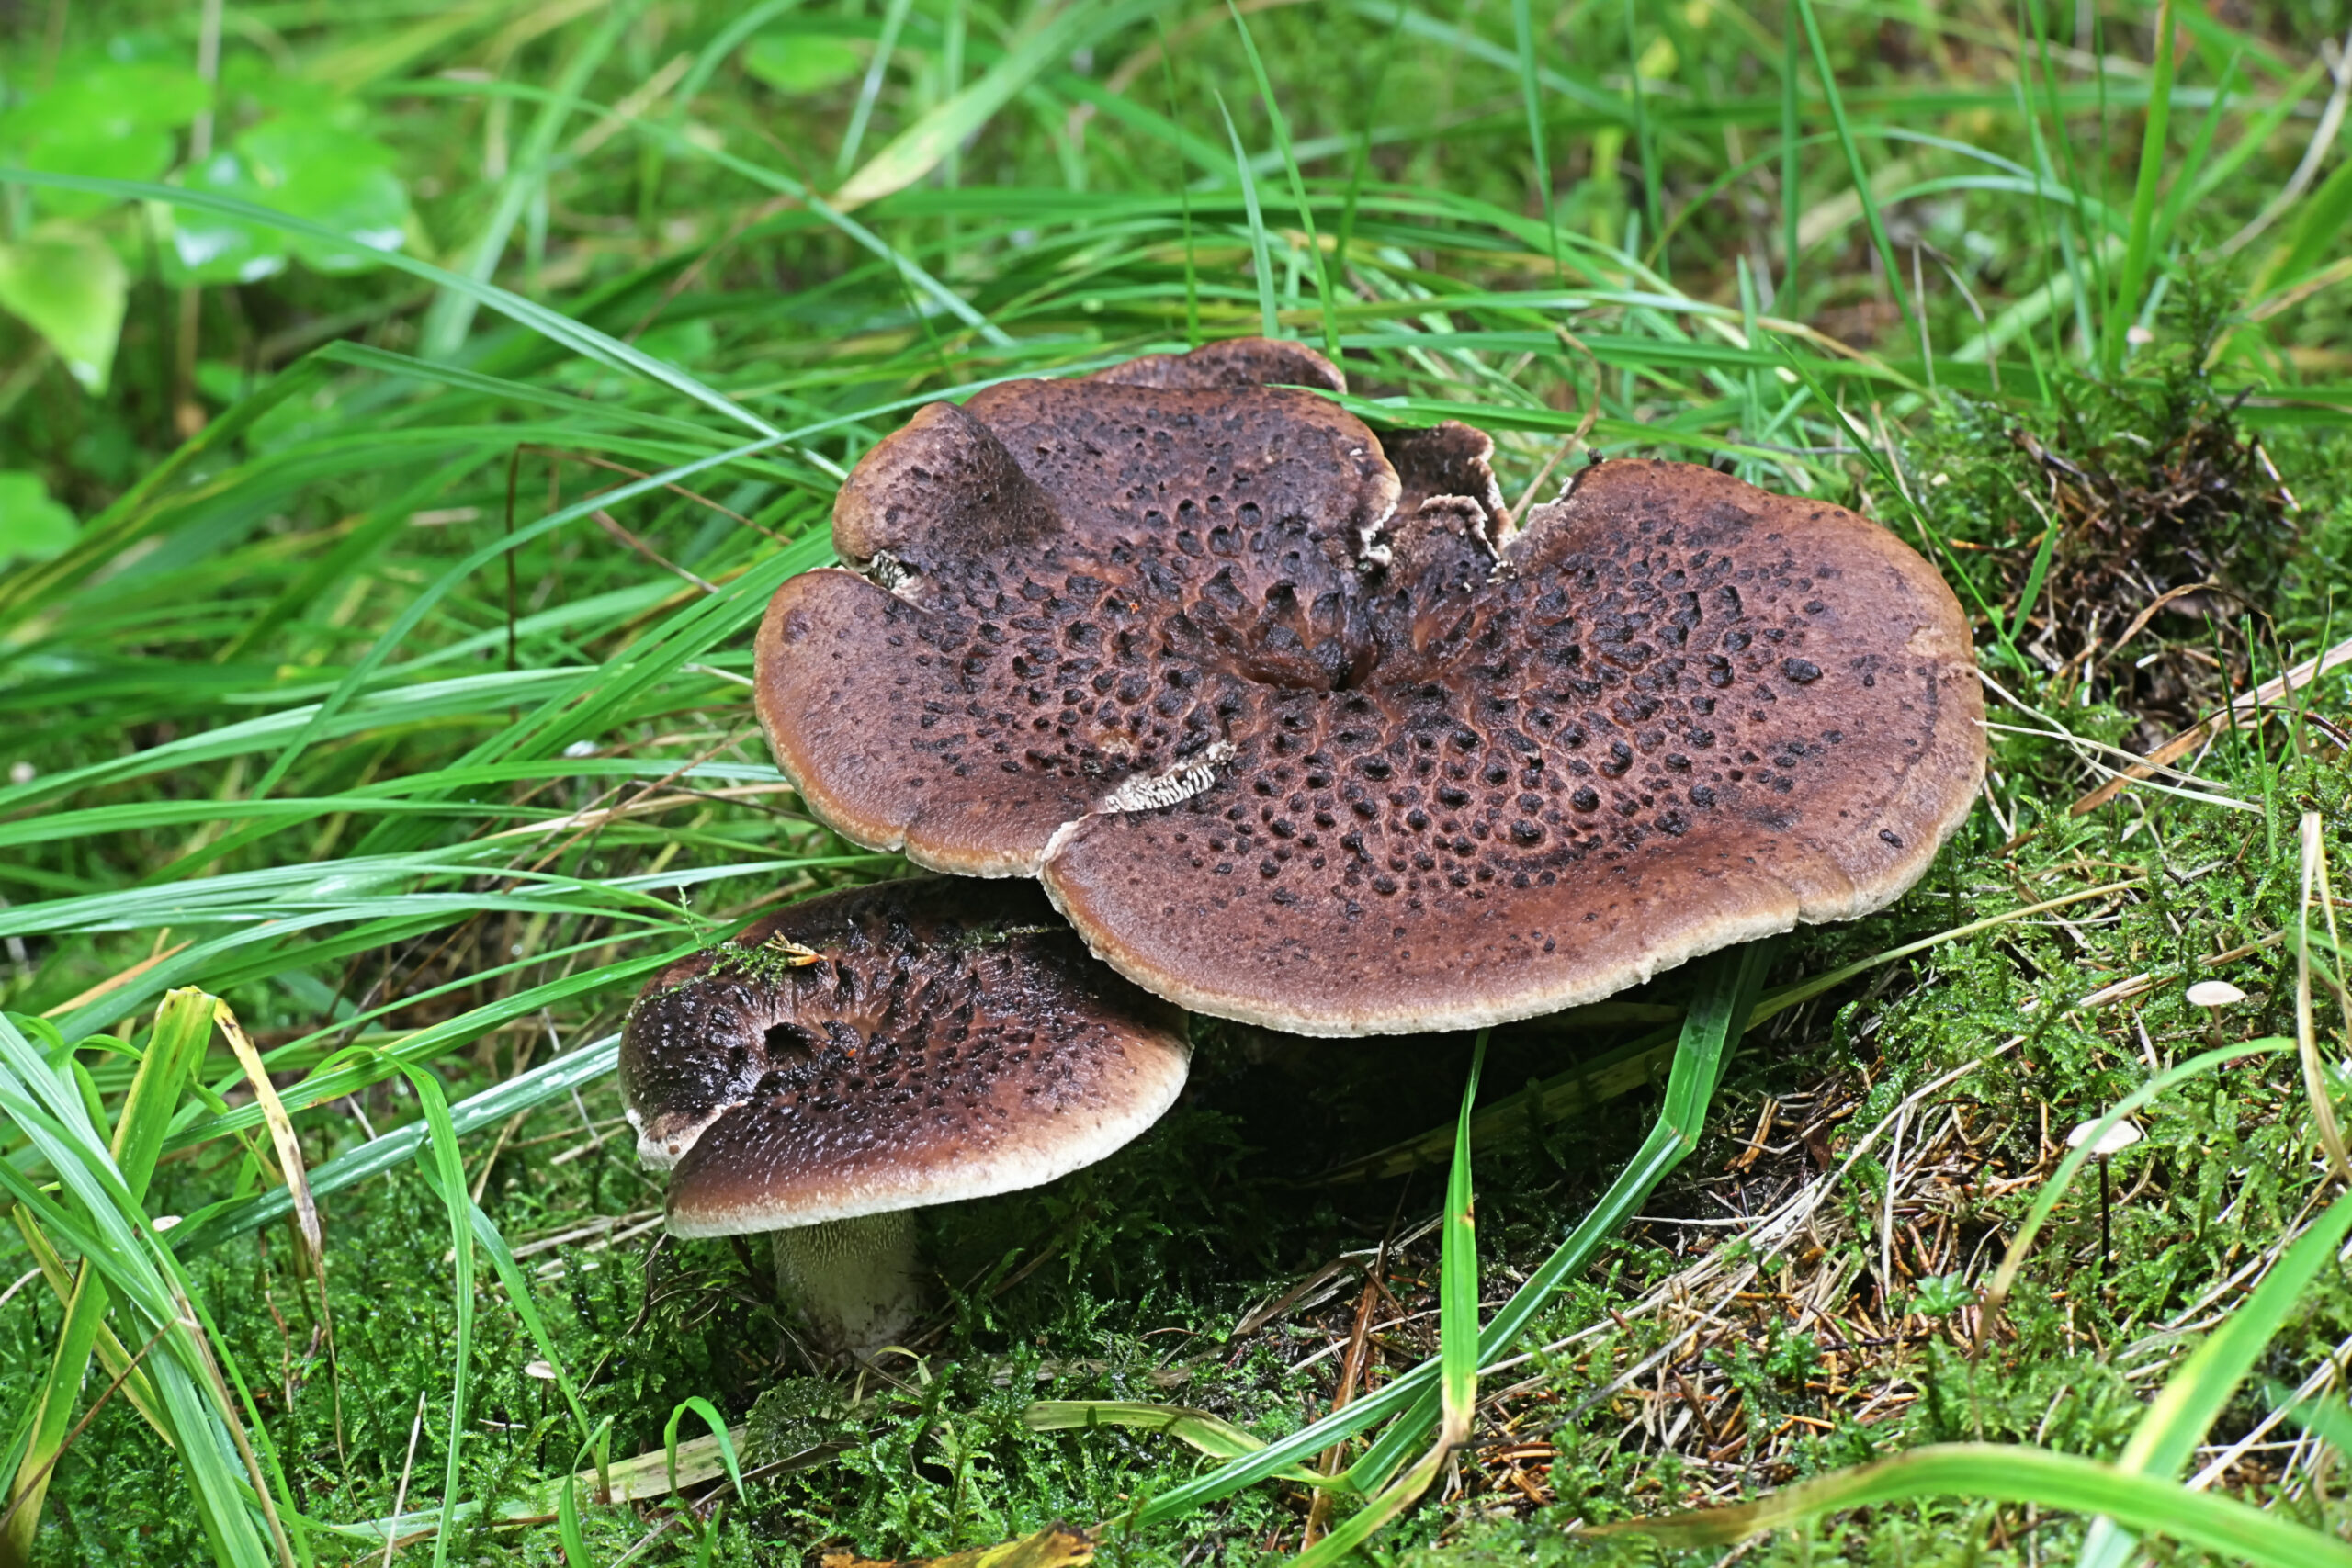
[2295,811,2352,1185]
[212,1000,324,1269]
[2072,633,2352,817]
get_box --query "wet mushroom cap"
[756,340,1984,1036]
[619,879,1190,1237]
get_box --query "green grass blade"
[418,0,637,357]
[1438,1032,1487,1429]
[834,0,1158,208]
[2154,51,2241,256]
[1511,0,1556,276]
[2075,1182,2352,1568]
[2271,152,2352,289]
[1615,1442,2352,1566]
[1982,1038,2295,1320]
[2265,1379,2352,1455]
[2105,0,2176,373]
[392,74,1005,350]
[834,0,916,180]
[1791,0,1917,338]
[1214,91,1282,340]
[1225,0,1335,355]
[1132,942,1769,1526]
[168,1032,628,1257]
[1780,24,1801,305]
[4,989,218,1555]
[557,1419,616,1568]
[357,1055,477,1568]
[1024,1404,1329,1485]
[2141,1196,2352,1467]
[663,1397,746,1506]
[0,170,787,444]
[1623,0,1663,257]
[242,435,780,803]
[558,1418,616,1568]
[0,1015,286,1566]
[2009,516,2060,645]
[1289,1031,1487,1565]
[1333,0,1408,288]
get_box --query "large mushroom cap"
[757,341,1984,1036]
[620,879,1191,1237]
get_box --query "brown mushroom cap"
[756,341,1984,1036]
[620,879,1190,1237]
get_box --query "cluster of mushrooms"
[619,338,1986,1359]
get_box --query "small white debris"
[6,761,32,786]
[2187,980,2247,1008]
[2065,1117,2143,1157]
[1099,742,1235,815]
[1929,472,1951,488]
[2126,325,2155,345]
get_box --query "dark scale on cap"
[619,879,1189,1235]
[757,342,1984,1036]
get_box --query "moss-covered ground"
[5,3,2352,1564]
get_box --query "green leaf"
[0,470,79,565]
[0,231,128,391]
[744,34,865,96]
[158,151,289,285]
[0,62,209,141]
[0,62,208,219]
[236,119,409,275]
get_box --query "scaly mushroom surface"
[620,878,1190,1356]
[757,339,1984,1035]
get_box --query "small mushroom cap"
[2065,1116,2144,1156]
[2186,979,2247,1008]
[619,879,1190,1237]
[758,340,1984,1035]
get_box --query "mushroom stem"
[772,1212,922,1359]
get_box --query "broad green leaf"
[0,231,128,391]
[159,151,289,285]
[744,34,865,95]
[237,119,409,274]
[0,62,209,141]
[0,470,78,565]
[0,62,207,218]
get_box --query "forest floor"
[5,2,2352,1565]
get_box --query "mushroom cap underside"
[756,340,1985,1036]
[619,878,1191,1236]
